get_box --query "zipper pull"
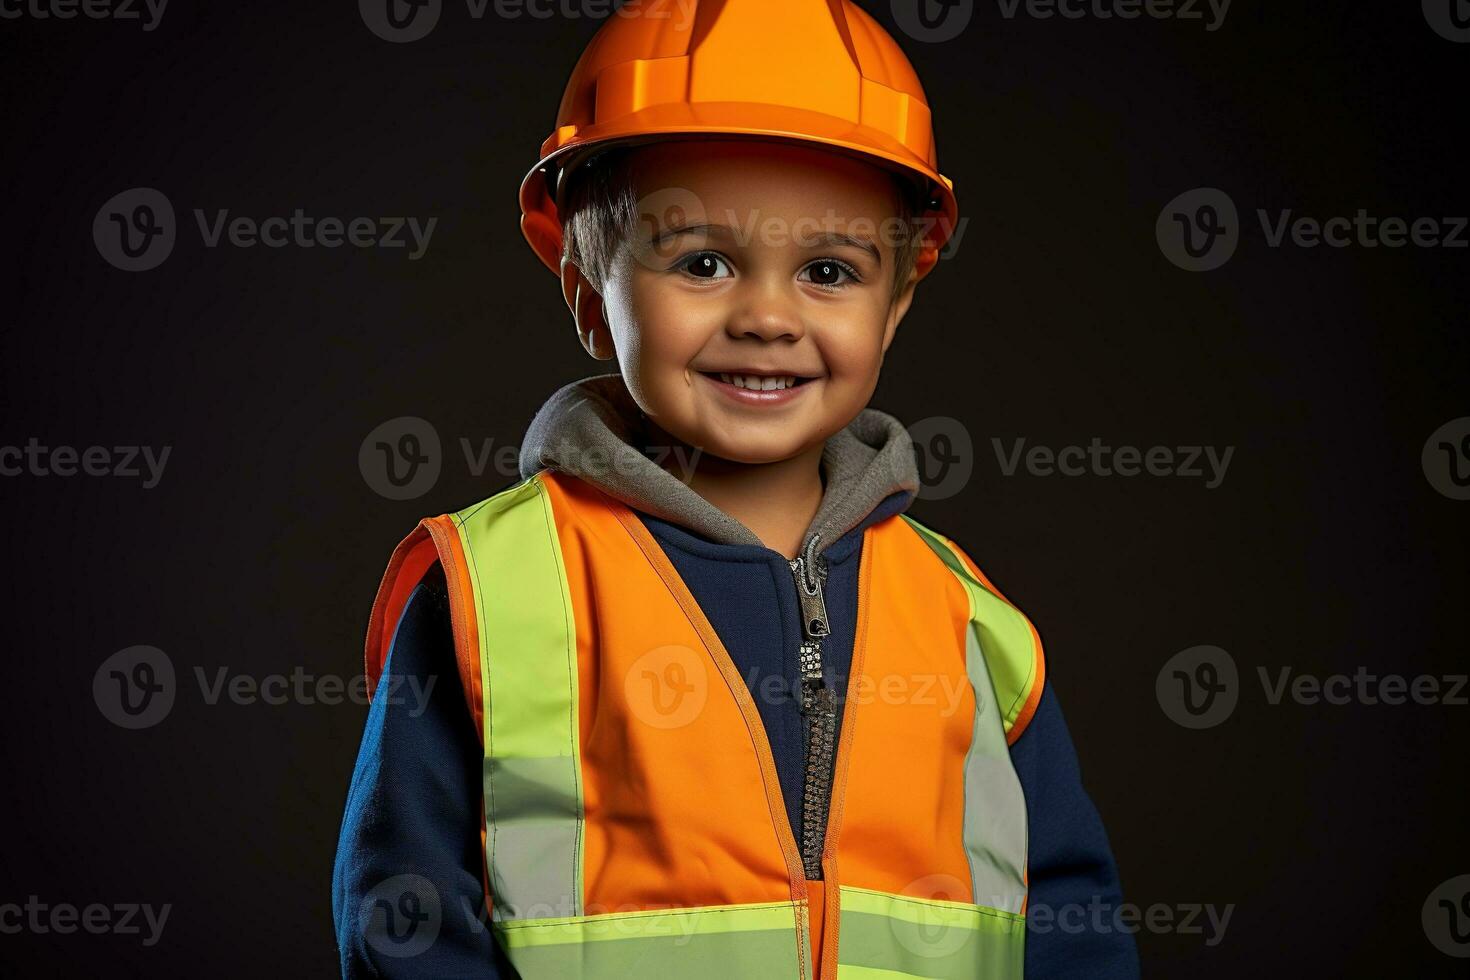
[789,550,830,640]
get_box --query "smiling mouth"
[697,371,818,392]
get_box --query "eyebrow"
[650,223,883,265]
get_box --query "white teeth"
[718,373,798,391]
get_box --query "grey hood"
[517,372,919,551]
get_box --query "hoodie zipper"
[789,533,837,881]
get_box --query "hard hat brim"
[518,102,959,280]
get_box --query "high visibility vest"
[365,469,1046,979]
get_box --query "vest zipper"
[790,534,836,881]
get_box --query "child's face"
[569,139,918,466]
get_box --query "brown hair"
[557,142,926,310]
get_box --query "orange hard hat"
[518,0,959,282]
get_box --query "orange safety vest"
[365,470,1045,978]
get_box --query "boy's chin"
[686,431,829,468]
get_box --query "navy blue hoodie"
[332,374,1139,978]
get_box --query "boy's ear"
[881,264,921,354]
[560,255,616,361]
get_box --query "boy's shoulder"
[893,513,1047,742]
[437,468,608,526]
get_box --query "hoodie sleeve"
[1010,680,1140,979]
[332,562,519,978]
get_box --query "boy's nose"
[726,280,805,342]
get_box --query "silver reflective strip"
[962,622,1029,915]
[486,755,583,921]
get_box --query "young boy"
[333,2,1136,978]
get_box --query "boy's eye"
[801,259,862,289]
[681,252,732,279]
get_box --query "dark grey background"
[1,0,1465,975]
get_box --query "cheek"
[816,312,888,381]
[628,279,722,362]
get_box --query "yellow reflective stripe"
[452,474,585,921]
[495,901,806,977]
[837,886,1026,980]
[836,967,932,980]
[498,900,803,947]
[840,885,1023,928]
